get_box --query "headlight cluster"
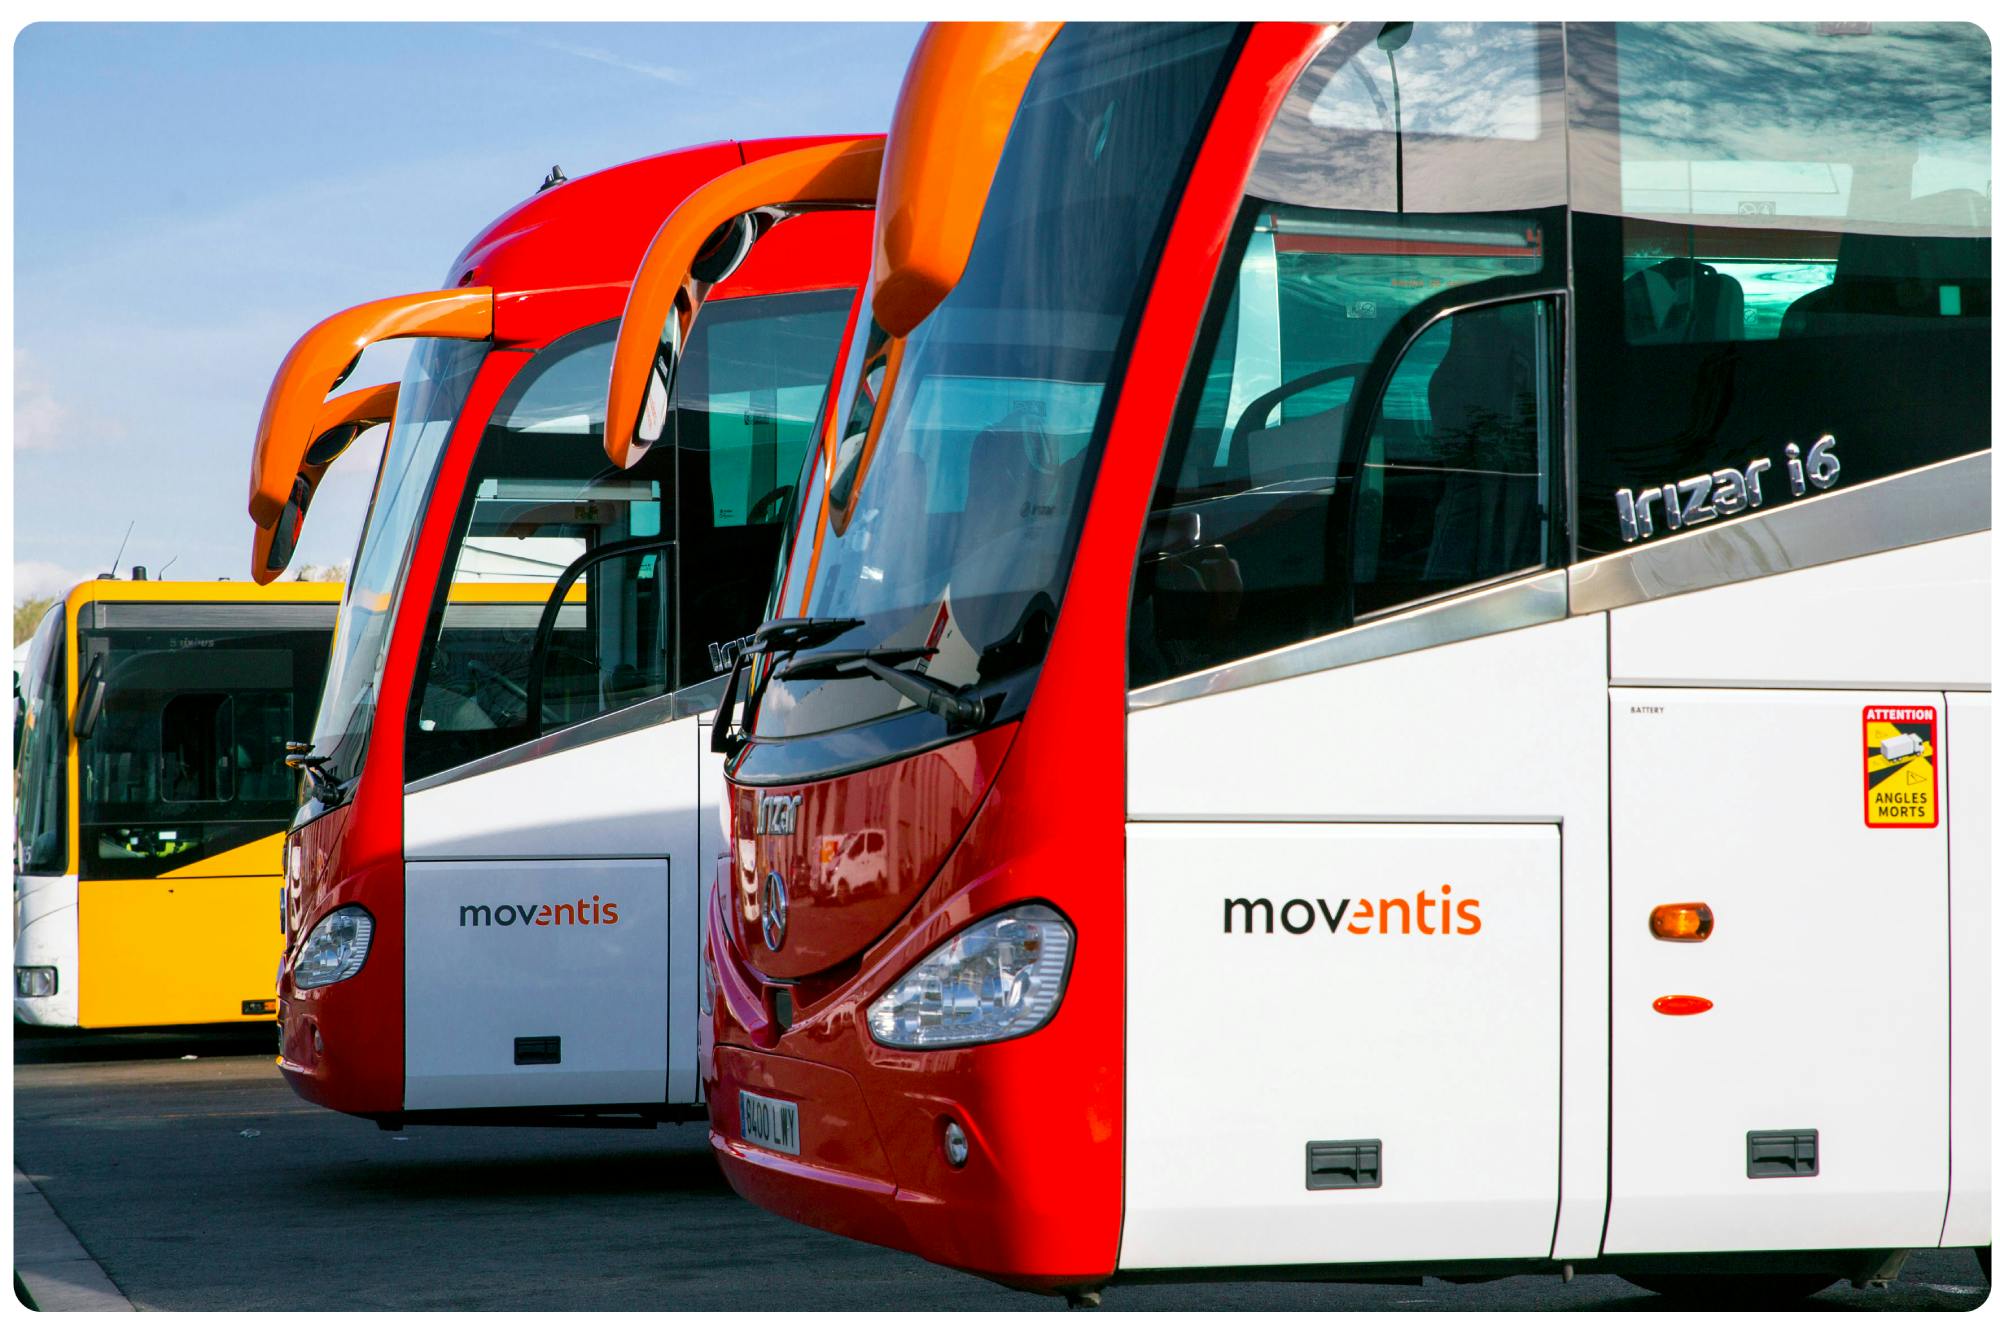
[15,966,58,998]
[293,906,374,990]
[866,904,1073,1049]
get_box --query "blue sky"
[12,22,921,598]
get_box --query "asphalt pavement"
[11,1029,1990,1312]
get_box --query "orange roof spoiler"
[872,22,1061,336]
[603,138,883,470]
[249,381,400,582]
[247,288,491,583]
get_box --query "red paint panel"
[277,138,873,1122]
[730,725,1016,978]
[708,24,1331,1292]
[276,349,526,1117]
[468,138,874,346]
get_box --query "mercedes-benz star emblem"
[762,870,788,951]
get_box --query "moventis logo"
[458,896,620,928]
[1223,884,1480,936]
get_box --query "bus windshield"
[308,336,486,790]
[756,23,1237,753]
[76,606,333,878]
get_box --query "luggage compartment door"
[1122,822,1562,1269]
[403,857,669,1110]
[1604,688,1950,1254]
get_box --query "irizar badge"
[1615,434,1839,543]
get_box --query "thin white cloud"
[13,560,94,601]
[13,350,129,451]
[14,350,68,451]
[508,32,687,85]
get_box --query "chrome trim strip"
[1128,568,1569,711]
[403,679,720,796]
[1570,451,1991,616]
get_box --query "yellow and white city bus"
[14,577,339,1028]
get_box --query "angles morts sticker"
[1863,705,1938,829]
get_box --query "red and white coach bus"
[604,22,1990,1300]
[249,137,875,1126]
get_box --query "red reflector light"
[1653,995,1713,1016]
[1649,902,1714,941]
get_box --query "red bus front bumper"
[701,871,1121,1294]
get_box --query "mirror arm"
[72,656,107,741]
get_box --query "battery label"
[1863,705,1938,829]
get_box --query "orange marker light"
[1649,902,1714,942]
[1653,995,1713,1016]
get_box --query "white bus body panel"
[403,858,668,1110]
[1124,823,1560,1268]
[13,873,79,1028]
[1942,691,1991,1249]
[402,711,707,1109]
[1127,608,1608,1264]
[1603,686,1951,1253]
[1608,532,1989,690]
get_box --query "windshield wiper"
[710,615,870,757]
[749,616,867,656]
[775,646,987,728]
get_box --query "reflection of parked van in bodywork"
[823,828,887,898]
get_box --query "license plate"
[738,1090,800,1154]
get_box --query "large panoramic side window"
[404,291,851,783]
[1568,22,1991,556]
[404,321,669,781]
[1132,21,1566,690]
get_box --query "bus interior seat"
[1781,225,1992,339]
[1624,258,1745,343]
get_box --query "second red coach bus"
[251,138,874,1126]
[607,21,1990,1301]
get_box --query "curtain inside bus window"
[1567,21,1991,557]
[14,603,68,874]
[76,622,332,880]
[1133,21,1565,690]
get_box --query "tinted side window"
[674,288,853,686]
[404,292,855,783]
[1132,21,1565,690]
[1350,299,1554,618]
[405,322,674,782]
[15,604,68,875]
[1568,22,1991,556]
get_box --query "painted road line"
[14,1168,134,1312]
